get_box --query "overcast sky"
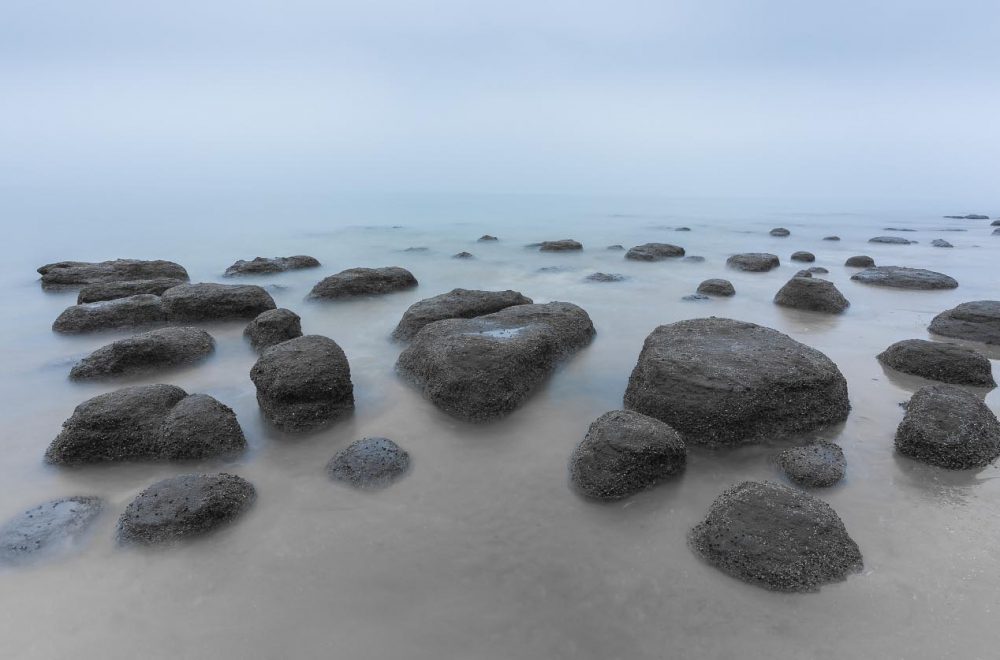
[2,0,998,203]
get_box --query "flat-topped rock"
[896,385,1000,469]
[539,239,583,252]
[53,295,167,334]
[869,236,915,244]
[392,288,533,341]
[944,214,988,219]
[309,267,417,299]
[606,244,625,251]
[770,228,790,237]
[790,251,815,262]
[624,318,849,447]
[77,278,187,304]
[223,255,320,276]
[774,277,850,314]
[807,267,829,274]
[823,236,840,241]
[585,272,626,282]
[161,283,276,321]
[326,437,411,489]
[929,301,1000,344]
[931,239,953,248]
[850,266,958,290]
[726,253,780,272]
[845,255,875,267]
[243,308,302,351]
[38,259,189,289]
[778,441,846,487]
[0,496,103,564]
[625,243,685,261]
[877,339,995,387]
[697,279,735,296]
[70,327,214,380]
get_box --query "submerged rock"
[625,243,685,261]
[931,239,953,248]
[929,301,1000,344]
[682,294,709,301]
[689,481,863,592]
[53,295,167,334]
[161,283,277,321]
[623,318,849,446]
[117,473,256,546]
[77,278,187,304]
[774,277,850,314]
[250,335,355,432]
[895,385,1000,469]
[769,228,790,237]
[823,236,841,241]
[478,235,498,242]
[243,308,303,351]
[326,437,411,489]
[790,251,815,262]
[396,302,595,421]
[697,279,735,296]
[223,255,320,276]
[850,266,958,290]
[585,272,626,282]
[452,251,474,259]
[569,410,686,501]
[682,255,706,263]
[539,239,583,252]
[606,244,625,251]
[944,214,988,220]
[877,339,995,387]
[992,220,1000,226]
[69,327,215,380]
[794,270,813,278]
[726,253,780,272]
[869,236,916,244]
[309,267,418,299]
[393,289,533,341]
[778,441,846,487]
[0,496,103,563]
[38,259,189,289]
[807,266,829,274]
[845,255,875,267]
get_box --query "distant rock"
[883,227,916,232]
[326,437,411,489]
[793,270,813,278]
[52,295,167,334]
[625,243,685,261]
[223,255,320,276]
[943,214,988,220]
[931,239,953,248]
[392,288,533,341]
[992,220,1000,226]
[822,236,840,241]
[243,308,303,352]
[38,259,189,289]
[161,283,277,321]
[895,385,1000,469]
[869,236,915,244]
[770,228,790,237]
[774,277,850,314]
[585,272,626,282]
[77,278,187,304]
[790,251,815,262]
[877,339,995,387]
[993,228,1000,236]
[929,301,1000,344]
[850,266,958,290]
[844,255,875,267]
[309,267,418,299]
[69,327,215,380]
[539,239,583,252]
[403,247,429,253]
[726,253,780,272]
[0,496,102,564]
[682,294,710,301]
[606,244,625,251]
[682,255,705,263]
[675,227,691,231]
[452,251,474,259]
[696,279,735,296]
[807,267,829,274]
[478,235,498,242]
[778,442,846,487]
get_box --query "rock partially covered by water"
[453,251,474,259]
[0,496,103,564]
[392,289,533,341]
[606,244,625,251]
[877,339,995,387]
[309,267,418,299]
[77,278,187,304]
[396,302,595,421]
[243,308,302,351]
[992,220,1000,226]
[223,255,320,276]
[944,214,988,220]
[845,255,875,267]
[117,473,256,546]
[774,277,850,314]
[689,481,863,592]
[45,385,246,464]
[823,236,841,241]
[929,301,1000,344]
[53,295,167,334]
[808,266,829,274]
[625,243,685,261]
[250,335,354,432]
[539,239,583,252]
[726,253,780,272]
[778,442,846,487]
[931,239,953,248]
[38,259,189,289]
[161,283,277,321]
[69,327,215,380]
[478,235,498,242]
[794,270,813,278]
[585,272,626,283]
[624,318,849,446]
[326,437,411,489]
[895,385,1000,469]
[850,266,958,290]
[790,251,815,262]
[569,410,686,501]
[869,236,915,244]
[770,227,790,237]
[697,279,735,296]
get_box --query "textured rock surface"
[453,251,474,259]
[845,255,875,267]
[877,339,995,387]
[53,295,167,334]
[539,239,583,252]
[931,239,953,248]
[38,259,188,289]
[895,385,1000,469]
[161,283,276,321]
[77,278,187,304]
[0,496,103,563]
[773,277,850,314]
[625,243,685,261]
[778,442,846,487]
[869,236,915,244]
[769,228,790,237]
[70,327,214,380]
[697,279,735,296]
[808,267,829,274]
[309,267,418,299]
[243,308,303,352]
[585,272,626,282]
[929,301,1000,344]
[327,437,411,489]
[850,266,958,290]
[790,251,815,262]
[223,255,320,276]
[726,253,780,272]
[392,289,533,341]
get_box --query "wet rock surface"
[77,278,187,304]
[807,267,829,274]
[0,496,103,563]
[689,481,863,592]
[161,283,277,321]
[769,228,790,237]
[244,308,303,351]
[790,251,815,262]
[726,253,780,272]
[929,301,1000,344]
[845,255,875,267]
[697,279,735,296]
[823,236,841,241]
[944,214,989,219]
[895,384,1000,469]
[53,295,168,334]
[774,277,850,314]
[223,255,320,276]
[877,339,995,387]
[850,266,958,290]
[606,244,625,251]
[682,255,705,263]
[326,437,411,489]
[38,259,189,289]
[625,243,685,261]
[69,327,215,380]
[309,267,418,299]
[539,239,583,252]
[794,270,813,278]
[869,236,916,245]
[478,235,498,242]
[452,251,474,259]
[778,441,846,487]
[585,272,626,282]
[392,288,533,341]
[931,239,953,248]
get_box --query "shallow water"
[1,193,999,659]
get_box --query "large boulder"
[77,278,187,304]
[929,301,1000,344]
[396,302,596,421]
[625,243,685,261]
[773,277,850,314]
[844,255,874,267]
[877,339,995,387]
[895,385,1000,469]
[850,266,958,290]
[243,308,303,351]
[392,289,533,341]
[223,255,320,276]
[623,318,849,446]
[697,279,735,297]
[869,236,915,244]
[250,335,355,432]
[69,327,215,380]
[161,283,276,321]
[37,259,189,289]
[539,239,583,252]
[777,441,846,487]
[52,295,167,334]
[117,473,256,545]
[326,437,411,489]
[689,481,863,592]
[0,496,103,563]
[44,385,245,464]
[309,267,417,299]
[726,253,780,272]
[569,410,686,500]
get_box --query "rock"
[883,227,916,232]
[844,255,875,267]
[675,227,691,232]
[682,294,709,301]
[309,267,418,299]
[77,278,187,304]
[223,255,320,276]
[931,239,953,248]
[895,385,1000,469]
[478,235,498,242]
[606,244,625,251]
[689,481,863,592]
[993,228,1000,236]
[770,228,790,237]
[539,239,583,252]
[877,339,994,387]
[585,272,626,283]
[52,295,167,334]
[243,308,302,351]
[778,442,846,487]
[774,277,850,314]
[38,259,189,289]
[807,267,829,274]
[868,236,915,244]
[116,473,256,545]
[992,220,1000,226]
[625,243,685,261]
[944,214,988,220]
[569,410,686,500]
[726,253,780,272]
[403,247,428,253]
[697,279,735,296]
[69,327,215,380]
[250,335,354,432]
[392,289,533,341]
[623,318,849,446]
[326,437,411,489]
[161,283,277,321]
[682,255,706,263]
[929,301,1000,344]
[453,251,474,259]
[45,385,245,464]
[850,266,958,290]
[0,496,103,563]
[823,236,840,241]
[396,302,595,421]
[791,251,815,262]
[794,270,813,278]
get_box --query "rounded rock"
[696,279,735,296]
[790,251,815,262]
[877,339,995,387]
[895,385,1000,469]
[625,243,685,261]
[0,496,103,563]
[850,266,958,290]
[770,228,790,237]
[223,255,320,276]
[77,278,188,304]
[929,301,1000,344]
[774,277,850,314]
[309,267,418,299]
[38,259,189,289]
[845,255,875,268]
[69,327,215,380]
[53,295,167,334]
[726,253,780,272]
[243,308,303,352]
[777,441,846,487]
[161,283,277,321]
[392,289,533,341]
[539,239,583,252]
[326,437,411,489]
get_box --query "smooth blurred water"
[1,193,998,659]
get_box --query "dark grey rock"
[223,255,320,276]
[675,227,691,232]
[569,410,686,500]
[539,239,583,252]
[778,442,846,487]
[453,251,474,259]
[883,227,917,232]
[403,247,429,253]
[77,278,187,304]
[726,253,780,272]
[993,228,1000,236]
[393,289,533,341]
[823,236,840,241]
[161,283,276,321]
[869,236,915,244]
[807,267,829,274]
[931,239,953,248]
[689,481,863,592]
[850,266,958,290]
[309,267,418,299]
[396,302,595,421]
[38,259,189,289]
[69,327,215,380]
[327,437,411,489]
[791,251,815,262]
[697,279,735,296]
[625,243,685,261]
[877,339,995,387]
[478,235,498,242]
[895,385,1000,469]
[929,301,1000,345]
[774,277,850,314]
[624,318,849,447]
[991,220,1000,226]
[682,294,710,301]
[53,295,167,334]
[116,473,256,545]
[585,272,626,283]
[845,255,875,267]
[944,214,988,220]
[243,308,302,351]
[606,244,625,251]
[770,228,790,237]
[250,335,354,432]
[0,496,102,563]
[794,270,813,278]
[157,394,247,460]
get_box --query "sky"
[1,0,999,204]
